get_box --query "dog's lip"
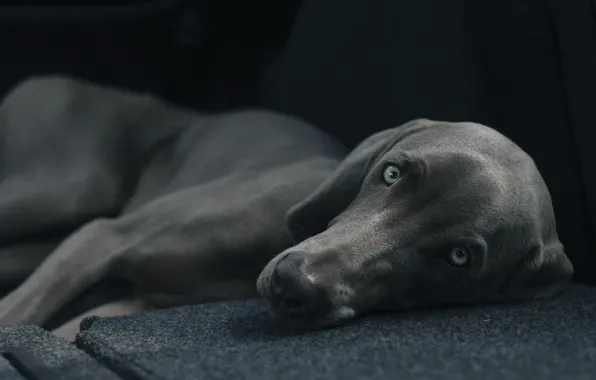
[268,304,357,331]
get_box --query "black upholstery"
[0,0,198,106]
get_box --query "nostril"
[269,270,286,307]
[278,294,316,316]
[269,251,331,317]
[279,295,306,315]
[270,252,304,288]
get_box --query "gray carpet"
[74,284,596,380]
[0,325,119,379]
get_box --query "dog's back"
[0,76,349,332]
[125,109,347,212]
[0,76,346,240]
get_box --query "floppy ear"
[495,239,574,301]
[285,119,430,241]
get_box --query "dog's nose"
[270,252,331,317]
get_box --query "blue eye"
[382,164,401,185]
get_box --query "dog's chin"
[270,306,357,332]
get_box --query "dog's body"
[0,76,345,328]
[0,77,573,335]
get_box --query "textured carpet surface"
[0,325,120,379]
[0,355,23,380]
[76,284,596,380]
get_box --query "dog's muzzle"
[267,251,333,319]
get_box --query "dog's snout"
[270,252,331,317]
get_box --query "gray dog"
[0,76,573,333]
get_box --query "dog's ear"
[285,128,394,240]
[286,119,430,241]
[495,239,574,301]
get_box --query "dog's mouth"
[268,303,357,331]
[256,256,356,330]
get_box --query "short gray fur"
[0,75,574,333]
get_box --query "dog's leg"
[0,76,189,245]
[0,77,129,244]
[0,167,310,327]
[110,170,310,308]
[0,174,123,244]
[0,236,63,289]
[0,219,129,326]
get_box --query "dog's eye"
[382,164,402,185]
[446,247,470,268]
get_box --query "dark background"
[0,0,594,285]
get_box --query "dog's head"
[257,119,573,329]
